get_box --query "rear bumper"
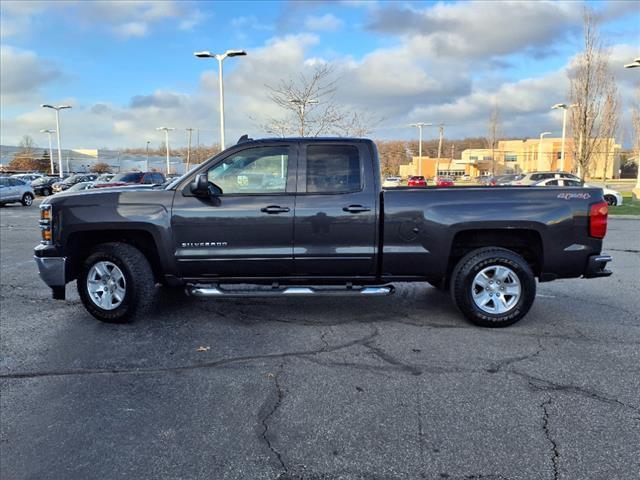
[582,254,613,278]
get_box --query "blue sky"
[1,0,638,149]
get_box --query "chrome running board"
[186,284,395,297]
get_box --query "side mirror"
[190,173,223,197]
[190,173,209,197]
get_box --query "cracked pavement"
[1,205,639,480]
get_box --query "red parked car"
[93,172,166,189]
[407,175,427,187]
[435,177,454,187]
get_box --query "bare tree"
[568,8,613,180]
[599,81,619,181]
[262,64,372,137]
[486,101,501,176]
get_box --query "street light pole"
[410,122,432,176]
[194,49,247,150]
[551,104,569,171]
[624,57,640,200]
[290,99,319,136]
[145,141,150,171]
[156,127,175,174]
[40,129,56,175]
[186,128,194,172]
[41,104,71,178]
[538,131,552,171]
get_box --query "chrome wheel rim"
[87,261,126,310]
[24,195,32,206]
[471,265,521,314]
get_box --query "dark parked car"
[32,176,60,196]
[52,174,98,193]
[92,171,165,189]
[35,137,612,327]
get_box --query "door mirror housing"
[190,173,223,197]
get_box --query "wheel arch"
[65,229,163,282]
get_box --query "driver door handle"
[342,205,371,213]
[261,205,290,214]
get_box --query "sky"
[1,0,639,150]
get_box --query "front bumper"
[34,256,67,287]
[583,254,613,278]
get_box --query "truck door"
[171,144,297,278]
[293,142,378,276]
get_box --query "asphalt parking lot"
[1,204,639,480]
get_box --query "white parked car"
[533,178,623,206]
[510,171,580,186]
[11,173,43,183]
[0,177,35,206]
[382,176,403,188]
[61,181,96,193]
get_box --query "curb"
[609,215,640,220]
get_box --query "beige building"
[399,137,621,179]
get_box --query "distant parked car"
[11,173,43,183]
[407,175,427,187]
[0,177,35,206]
[32,176,60,196]
[460,174,471,181]
[382,176,403,188]
[435,177,454,187]
[510,171,580,186]
[533,178,623,206]
[52,174,98,193]
[60,181,95,194]
[494,174,524,186]
[93,171,166,189]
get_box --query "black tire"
[450,247,536,328]
[21,193,34,206]
[604,195,617,206]
[43,188,52,196]
[77,242,157,323]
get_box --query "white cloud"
[114,21,148,38]
[366,1,581,60]
[304,13,344,32]
[0,46,60,105]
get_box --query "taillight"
[589,201,608,239]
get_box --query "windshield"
[62,175,82,185]
[33,177,53,185]
[110,172,144,183]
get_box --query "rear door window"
[306,145,361,194]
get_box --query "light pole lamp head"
[624,58,640,68]
[40,129,56,133]
[225,50,247,57]
[194,51,214,58]
[551,103,567,110]
[41,104,71,110]
[540,131,552,139]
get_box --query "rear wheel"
[42,187,52,196]
[450,247,536,327]
[77,242,157,323]
[21,193,34,206]
[604,195,617,206]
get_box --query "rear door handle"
[343,205,371,213]
[260,205,291,214]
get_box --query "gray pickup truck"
[34,137,612,327]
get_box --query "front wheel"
[77,242,157,323]
[450,247,536,327]
[42,188,52,196]
[604,195,617,206]
[21,193,34,206]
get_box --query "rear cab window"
[305,144,362,194]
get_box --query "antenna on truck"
[237,134,253,144]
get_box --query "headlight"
[40,204,53,244]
